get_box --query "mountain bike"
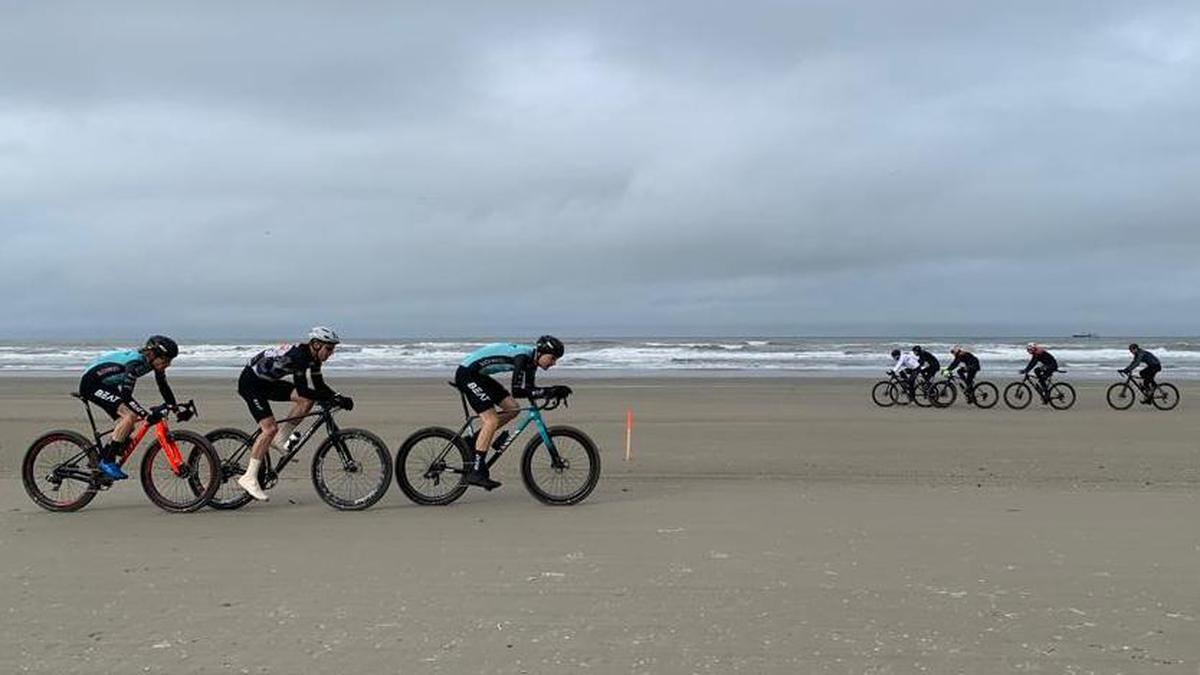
[394,384,600,506]
[22,397,219,513]
[204,399,391,511]
[1003,371,1076,410]
[931,371,999,409]
[871,371,948,408]
[1106,370,1180,411]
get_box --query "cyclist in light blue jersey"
[454,335,569,490]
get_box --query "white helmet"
[308,326,341,344]
[1026,342,1038,353]
[951,344,963,354]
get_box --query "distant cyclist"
[78,336,189,480]
[1021,343,1059,400]
[1121,343,1161,403]
[911,346,940,383]
[235,326,352,502]
[456,336,570,490]
[946,345,981,402]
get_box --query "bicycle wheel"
[1004,382,1032,410]
[203,428,267,510]
[1106,382,1136,410]
[395,427,471,506]
[971,381,999,409]
[871,381,895,407]
[521,426,601,506]
[888,382,909,406]
[912,382,933,408]
[141,430,221,513]
[1048,382,1076,410]
[311,428,392,511]
[22,430,100,512]
[931,381,957,408]
[1151,383,1180,411]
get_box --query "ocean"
[2,337,1198,379]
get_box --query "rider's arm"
[154,369,179,408]
[947,355,962,371]
[510,354,546,398]
[1122,352,1142,374]
[293,369,332,401]
[308,362,336,400]
[1021,355,1037,374]
[115,362,151,416]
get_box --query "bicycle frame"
[68,396,193,481]
[1117,372,1155,395]
[445,388,562,471]
[225,404,346,478]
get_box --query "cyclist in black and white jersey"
[235,326,352,501]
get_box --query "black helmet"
[1128,343,1139,352]
[145,335,179,360]
[912,345,924,354]
[536,335,565,358]
[890,349,901,359]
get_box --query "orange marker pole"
[624,408,633,462]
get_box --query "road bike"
[394,385,600,506]
[22,397,219,513]
[1105,370,1180,411]
[204,400,391,511]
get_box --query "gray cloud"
[3,1,1200,339]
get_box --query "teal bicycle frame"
[450,383,566,471]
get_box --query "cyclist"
[1021,343,1059,402]
[912,346,940,383]
[1121,343,1161,403]
[235,326,352,501]
[78,335,189,480]
[890,348,920,396]
[946,345,981,402]
[455,335,570,490]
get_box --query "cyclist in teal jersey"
[455,335,569,490]
[77,336,188,480]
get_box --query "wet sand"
[1,377,1197,673]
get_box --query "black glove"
[333,394,355,411]
[176,408,195,423]
[552,385,573,398]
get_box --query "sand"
[1,376,1197,674]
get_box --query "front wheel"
[971,381,999,409]
[22,430,100,512]
[1047,382,1076,410]
[1004,382,1032,410]
[311,429,393,511]
[395,427,471,506]
[1106,382,1136,410]
[1151,383,1180,411]
[871,381,895,407]
[931,381,957,408]
[521,426,601,506]
[141,430,221,513]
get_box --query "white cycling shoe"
[237,473,270,501]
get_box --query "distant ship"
[1071,332,1098,338]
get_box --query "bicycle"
[1003,371,1076,410]
[871,371,948,408]
[931,371,999,409]
[22,398,219,513]
[204,399,392,511]
[394,384,600,506]
[1106,370,1180,411]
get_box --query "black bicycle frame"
[229,405,346,478]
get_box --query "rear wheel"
[520,426,601,506]
[1106,382,1136,410]
[311,429,392,510]
[204,428,262,510]
[395,427,471,506]
[1004,382,1032,410]
[912,381,933,408]
[1151,383,1180,411]
[140,430,221,513]
[871,381,895,407]
[1048,382,1076,410]
[21,430,100,512]
[931,381,957,408]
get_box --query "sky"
[3,1,1199,339]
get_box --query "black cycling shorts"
[78,370,125,421]
[238,367,295,423]
[455,366,509,414]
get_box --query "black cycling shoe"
[466,467,501,491]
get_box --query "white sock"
[245,457,262,483]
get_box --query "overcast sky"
[3,1,1199,339]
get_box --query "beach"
[1,376,1197,673]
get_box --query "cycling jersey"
[247,343,333,400]
[1124,349,1160,371]
[460,343,542,398]
[1022,351,1058,374]
[891,352,920,374]
[80,349,177,417]
[916,351,940,373]
[948,351,980,371]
